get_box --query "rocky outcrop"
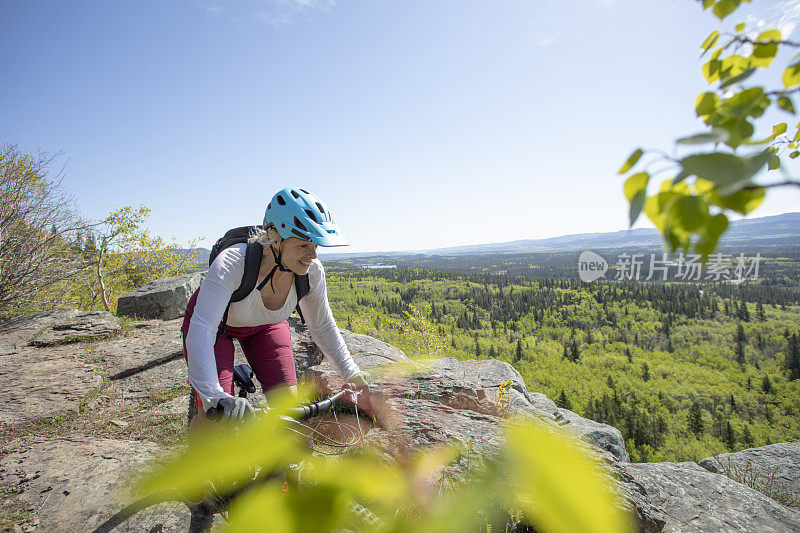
[613,461,800,532]
[2,304,800,533]
[116,272,203,320]
[699,442,800,497]
[308,355,629,462]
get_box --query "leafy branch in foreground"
[137,387,633,532]
[620,0,800,260]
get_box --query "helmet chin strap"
[256,241,294,292]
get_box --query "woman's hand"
[213,396,256,423]
[346,370,371,409]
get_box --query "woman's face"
[277,237,318,274]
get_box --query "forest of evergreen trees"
[324,262,800,462]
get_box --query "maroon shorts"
[182,286,297,407]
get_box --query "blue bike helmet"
[263,187,349,247]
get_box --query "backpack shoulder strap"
[216,241,262,342]
[231,241,263,303]
[294,273,311,323]
[295,273,310,300]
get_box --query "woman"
[182,187,370,424]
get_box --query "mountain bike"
[93,364,368,532]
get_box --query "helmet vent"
[267,202,271,210]
[290,190,300,199]
[293,217,307,232]
[291,228,310,240]
[305,209,318,223]
[276,195,286,206]
[299,188,310,194]
[315,202,325,215]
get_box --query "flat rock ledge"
[0,437,163,532]
[29,311,121,346]
[613,461,800,532]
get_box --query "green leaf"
[680,153,743,183]
[708,185,765,214]
[719,68,756,90]
[741,149,774,179]
[669,195,710,232]
[695,92,719,117]
[719,87,768,119]
[623,172,649,202]
[676,129,730,145]
[696,213,729,260]
[777,96,796,114]
[748,123,788,144]
[624,171,649,226]
[791,151,800,159]
[701,30,720,53]
[703,59,722,83]
[679,150,770,187]
[735,22,745,32]
[619,148,643,174]
[644,188,680,232]
[719,117,755,148]
[713,0,742,20]
[702,0,714,8]
[719,55,750,80]
[751,29,781,68]
[629,189,646,228]
[506,419,634,533]
[768,154,781,170]
[672,168,692,186]
[784,62,800,88]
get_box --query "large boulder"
[307,356,630,462]
[698,442,800,499]
[287,317,407,374]
[613,461,800,532]
[116,272,203,320]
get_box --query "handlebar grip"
[289,390,347,420]
[208,390,348,422]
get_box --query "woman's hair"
[249,224,281,247]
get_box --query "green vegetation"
[326,265,800,463]
[0,145,201,320]
[621,0,800,258]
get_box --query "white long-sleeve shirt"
[185,243,360,411]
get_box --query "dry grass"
[713,455,800,509]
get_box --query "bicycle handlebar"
[206,390,348,422]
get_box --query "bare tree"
[0,144,90,318]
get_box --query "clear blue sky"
[2,0,799,254]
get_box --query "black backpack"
[209,226,310,340]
